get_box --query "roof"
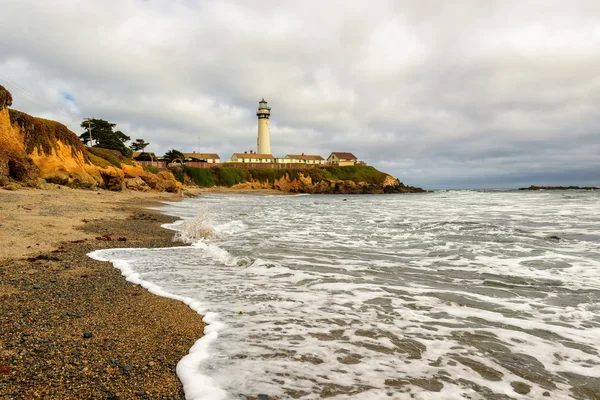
[182,153,220,159]
[285,154,325,161]
[132,152,156,158]
[329,152,357,160]
[232,153,275,159]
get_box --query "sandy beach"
[0,187,205,399]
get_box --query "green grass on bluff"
[8,109,86,157]
[171,165,389,188]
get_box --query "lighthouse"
[256,98,271,154]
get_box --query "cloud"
[1,0,599,188]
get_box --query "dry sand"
[0,187,205,399]
[0,187,181,260]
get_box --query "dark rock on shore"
[519,185,599,191]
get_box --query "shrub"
[143,165,161,174]
[249,168,298,183]
[169,167,185,183]
[9,109,86,157]
[184,166,216,187]
[324,165,387,184]
[86,147,122,168]
[86,151,113,168]
[214,167,251,187]
[305,168,336,182]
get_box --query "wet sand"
[196,187,292,195]
[0,187,205,399]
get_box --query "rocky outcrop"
[519,185,599,191]
[123,165,180,193]
[0,85,180,193]
[125,176,151,192]
[0,84,12,111]
[232,172,425,194]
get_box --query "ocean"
[89,190,600,400]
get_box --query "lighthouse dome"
[258,99,270,111]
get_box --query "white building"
[282,154,325,165]
[230,151,275,163]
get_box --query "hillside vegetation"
[175,165,384,186]
[171,165,424,194]
[8,109,85,156]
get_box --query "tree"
[79,119,116,146]
[130,138,150,152]
[79,118,132,157]
[164,149,185,163]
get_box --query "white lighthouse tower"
[256,98,271,154]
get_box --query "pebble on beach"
[0,190,206,399]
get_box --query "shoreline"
[194,186,294,195]
[0,188,205,399]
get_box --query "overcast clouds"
[1,0,599,188]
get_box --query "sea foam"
[89,191,600,399]
[87,249,228,400]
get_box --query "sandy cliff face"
[0,108,39,186]
[0,85,180,192]
[28,138,103,188]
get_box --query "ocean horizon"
[90,189,600,399]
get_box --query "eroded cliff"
[232,173,424,194]
[0,85,180,192]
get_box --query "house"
[284,154,325,165]
[327,152,358,166]
[182,152,221,163]
[132,152,156,161]
[230,151,275,163]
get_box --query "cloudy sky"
[1,0,599,189]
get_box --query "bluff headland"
[174,165,425,194]
[1,85,423,194]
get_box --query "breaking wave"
[90,190,600,400]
